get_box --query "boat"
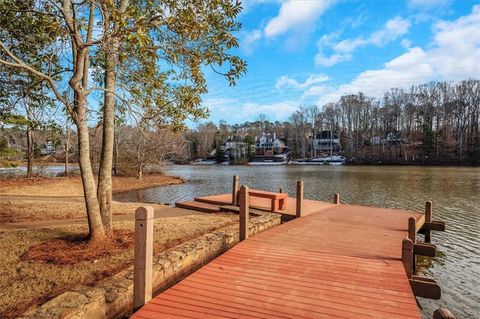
[248,152,289,165]
[191,159,217,165]
[248,159,288,166]
[289,155,346,165]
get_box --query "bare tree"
[117,126,185,179]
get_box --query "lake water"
[116,165,477,318]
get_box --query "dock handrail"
[401,201,446,302]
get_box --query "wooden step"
[175,201,221,213]
[219,205,240,213]
[194,197,231,206]
[219,205,262,217]
[196,197,275,213]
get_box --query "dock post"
[402,238,414,278]
[134,206,154,311]
[333,193,340,204]
[425,201,432,243]
[239,185,249,241]
[232,175,239,205]
[296,181,304,218]
[408,217,417,272]
[408,217,417,242]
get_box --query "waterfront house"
[221,136,250,159]
[40,141,56,155]
[255,133,287,156]
[313,131,341,152]
[369,132,405,145]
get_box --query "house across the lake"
[313,131,341,152]
[221,136,249,159]
[255,133,287,156]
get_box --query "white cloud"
[240,29,262,54]
[342,11,369,29]
[315,53,351,67]
[264,0,334,37]
[340,47,433,96]
[240,1,335,53]
[401,38,412,48]
[275,74,329,90]
[369,16,411,46]
[408,0,450,9]
[316,5,480,105]
[304,85,329,97]
[428,4,480,80]
[333,38,367,53]
[315,32,355,66]
[315,16,411,67]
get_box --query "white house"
[255,133,286,155]
[221,136,250,159]
[40,141,55,155]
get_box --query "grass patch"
[0,214,238,318]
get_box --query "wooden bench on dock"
[248,189,287,212]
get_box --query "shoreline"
[178,162,480,167]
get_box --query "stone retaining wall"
[20,212,281,319]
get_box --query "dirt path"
[0,205,202,231]
[0,174,189,226]
[0,195,85,202]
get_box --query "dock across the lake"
[132,178,446,318]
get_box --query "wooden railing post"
[408,217,417,242]
[232,175,239,205]
[333,193,340,204]
[134,206,154,311]
[239,185,249,241]
[425,201,432,243]
[296,181,304,218]
[402,238,414,278]
[408,217,417,273]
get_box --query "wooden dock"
[132,178,445,318]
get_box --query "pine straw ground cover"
[0,214,238,319]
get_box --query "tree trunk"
[97,40,118,234]
[96,0,130,235]
[26,124,33,178]
[26,103,33,178]
[64,122,69,177]
[70,41,105,241]
[75,98,105,241]
[137,166,143,180]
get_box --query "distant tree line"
[187,80,479,165]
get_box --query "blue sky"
[193,0,480,126]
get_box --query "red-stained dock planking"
[133,196,425,319]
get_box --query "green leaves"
[113,0,246,129]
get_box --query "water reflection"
[114,165,480,318]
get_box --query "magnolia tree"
[0,0,246,241]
